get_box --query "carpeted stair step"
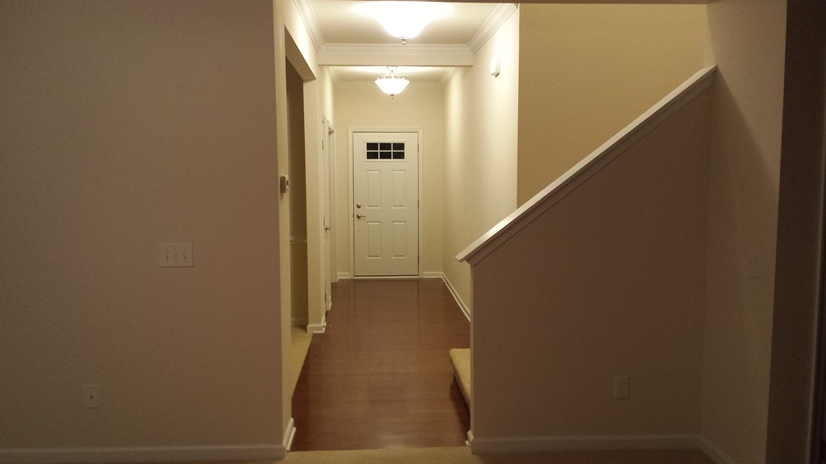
[449,348,471,406]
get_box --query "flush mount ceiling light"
[355,1,453,44]
[375,67,409,96]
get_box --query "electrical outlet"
[614,376,630,399]
[83,384,100,409]
[159,243,193,267]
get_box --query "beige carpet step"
[284,447,716,464]
[449,348,471,406]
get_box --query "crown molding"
[294,1,514,64]
[440,67,462,86]
[468,3,518,53]
[293,0,325,52]
[318,44,474,66]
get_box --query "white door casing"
[352,132,419,276]
[321,118,334,310]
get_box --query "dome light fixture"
[375,67,409,97]
[355,1,453,45]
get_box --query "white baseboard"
[337,272,352,280]
[422,271,444,279]
[307,324,326,334]
[307,316,326,334]
[697,435,739,464]
[441,273,471,321]
[284,418,296,452]
[468,434,701,454]
[0,444,284,464]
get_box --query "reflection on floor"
[291,278,471,451]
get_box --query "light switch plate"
[159,243,193,267]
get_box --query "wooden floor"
[291,279,471,451]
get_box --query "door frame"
[348,127,424,278]
[320,116,334,312]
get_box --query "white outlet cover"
[613,376,630,399]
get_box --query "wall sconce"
[490,57,501,78]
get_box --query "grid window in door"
[366,142,405,160]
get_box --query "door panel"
[353,132,419,276]
[392,171,407,207]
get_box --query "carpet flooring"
[183,446,715,464]
[282,447,715,464]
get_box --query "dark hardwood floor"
[291,278,471,451]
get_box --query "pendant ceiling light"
[375,67,409,97]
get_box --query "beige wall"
[471,87,712,445]
[701,1,787,463]
[333,84,446,278]
[0,0,283,459]
[443,8,520,313]
[517,4,707,206]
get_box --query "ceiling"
[302,0,509,83]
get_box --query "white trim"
[697,435,740,464]
[307,321,326,334]
[440,67,461,87]
[467,430,474,447]
[442,273,471,322]
[0,445,283,464]
[318,44,473,67]
[293,0,324,52]
[350,275,421,281]
[284,418,297,452]
[308,312,326,333]
[457,66,718,265]
[468,434,701,455]
[421,271,444,279]
[337,272,352,280]
[468,4,519,53]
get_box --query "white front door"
[353,132,419,276]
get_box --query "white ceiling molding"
[318,44,474,67]
[467,3,518,54]
[326,66,339,83]
[294,0,325,52]
[439,67,462,87]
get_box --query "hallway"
[291,279,470,451]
